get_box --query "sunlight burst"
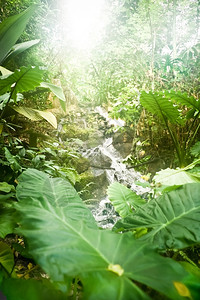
[60,0,107,50]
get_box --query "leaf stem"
[73,276,79,300]
[0,84,16,119]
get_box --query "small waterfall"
[58,107,150,228]
[83,137,150,229]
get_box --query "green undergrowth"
[0,168,200,299]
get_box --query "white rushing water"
[84,137,150,229]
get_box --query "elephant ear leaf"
[165,91,200,111]
[114,183,200,250]
[140,91,180,124]
[16,169,97,227]
[153,167,200,192]
[15,169,187,300]
[0,5,37,64]
[0,181,16,238]
[0,277,67,300]
[0,66,43,100]
[107,182,146,218]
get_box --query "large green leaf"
[0,5,37,64]
[13,106,57,128]
[153,159,200,191]
[0,278,66,300]
[0,193,16,238]
[0,205,16,238]
[0,206,16,238]
[40,82,66,112]
[0,241,14,274]
[154,167,200,187]
[0,66,44,100]
[16,169,96,228]
[3,39,40,64]
[0,67,13,76]
[140,91,180,124]
[15,169,187,299]
[107,182,146,218]
[114,183,200,249]
[166,91,200,111]
[0,182,16,238]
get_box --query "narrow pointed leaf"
[107,182,146,218]
[13,106,57,128]
[0,5,37,64]
[140,91,180,124]
[3,39,40,64]
[40,82,66,112]
[15,169,187,300]
[114,183,200,249]
[12,106,42,121]
[35,109,57,128]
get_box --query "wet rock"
[114,142,133,158]
[85,147,113,169]
[75,168,109,200]
[86,131,104,148]
[71,156,90,174]
[112,128,134,158]
[61,124,89,141]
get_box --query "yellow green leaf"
[107,264,124,276]
[173,281,192,298]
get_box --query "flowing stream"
[83,137,150,229]
[59,107,150,228]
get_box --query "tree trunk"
[172,0,177,59]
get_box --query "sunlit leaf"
[15,169,187,299]
[35,110,57,128]
[13,106,57,128]
[12,106,41,121]
[0,66,43,100]
[166,91,200,111]
[114,183,200,249]
[107,181,145,217]
[0,67,13,76]
[0,5,37,64]
[40,82,66,112]
[173,282,192,298]
[154,167,200,187]
[3,39,40,64]
[140,91,181,124]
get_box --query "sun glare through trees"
[58,0,108,50]
[0,0,200,299]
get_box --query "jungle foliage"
[0,169,200,300]
[0,1,200,299]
